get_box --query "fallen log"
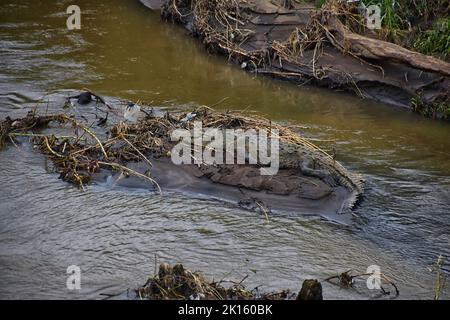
[325,16,450,77]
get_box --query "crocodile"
[160,109,365,215]
[174,131,364,214]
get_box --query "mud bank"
[140,0,450,119]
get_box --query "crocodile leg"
[299,158,338,187]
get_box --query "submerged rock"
[297,279,323,301]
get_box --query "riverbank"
[141,0,450,120]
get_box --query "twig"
[97,161,162,194]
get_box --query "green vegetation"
[414,18,450,60]
[359,0,448,30]
[411,93,450,120]
[314,0,327,8]
[437,103,450,120]
[373,0,398,30]
[312,0,449,59]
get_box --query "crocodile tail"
[337,171,365,214]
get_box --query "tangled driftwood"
[136,263,287,299]
[136,263,399,300]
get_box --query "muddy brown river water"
[0,0,449,299]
